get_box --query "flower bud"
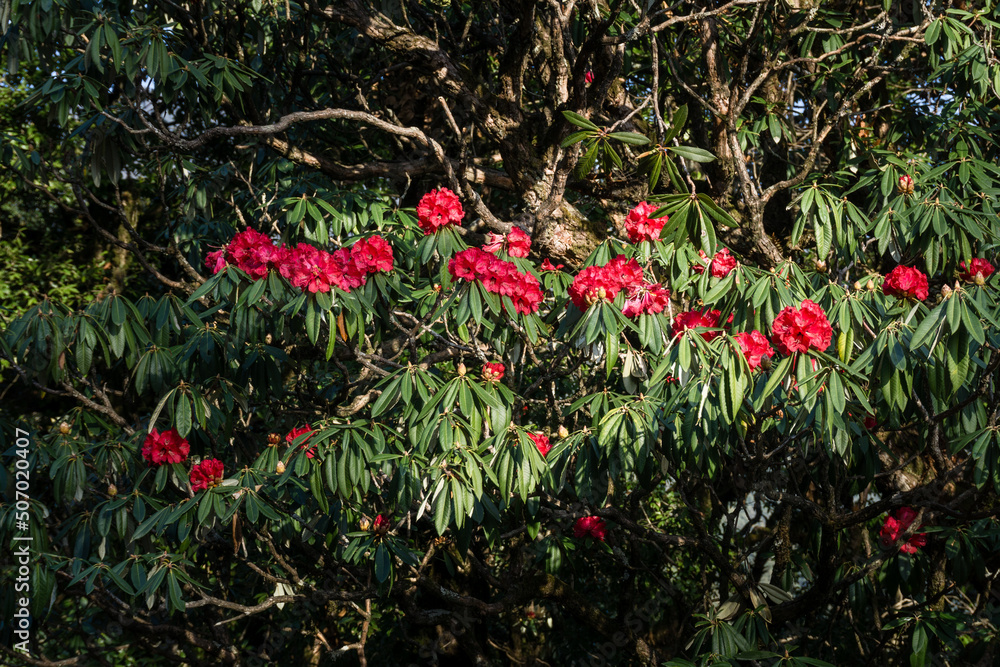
[975,271,986,286]
[941,284,953,299]
[867,279,875,291]
[359,517,371,531]
[58,422,71,435]
[265,333,273,345]
[457,362,467,377]
[267,433,281,447]
[108,483,118,497]
[558,425,569,438]
[853,281,862,291]
[759,355,772,371]
[276,460,286,474]
[814,260,827,273]
[898,174,915,195]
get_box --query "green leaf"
[561,110,600,131]
[669,146,716,163]
[375,544,391,583]
[608,131,649,145]
[560,130,593,148]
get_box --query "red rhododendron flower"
[331,247,367,290]
[672,310,727,341]
[372,514,389,534]
[624,202,666,243]
[482,232,504,254]
[898,174,915,195]
[883,265,929,300]
[569,265,621,310]
[417,188,464,234]
[350,235,394,274]
[447,248,543,314]
[771,300,833,355]
[225,228,283,279]
[286,425,316,459]
[280,243,347,294]
[507,227,532,258]
[483,362,505,382]
[710,248,737,278]
[573,516,607,541]
[529,432,552,457]
[585,70,594,84]
[622,282,670,318]
[141,428,191,466]
[541,259,564,271]
[205,249,227,274]
[879,507,927,554]
[569,255,648,311]
[606,255,646,293]
[190,458,225,493]
[483,227,531,258]
[692,250,710,274]
[959,258,995,283]
[864,413,877,430]
[734,331,774,370]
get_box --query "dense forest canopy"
[3,0,1000,665]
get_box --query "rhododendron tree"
[6,2,1000,667]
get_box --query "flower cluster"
[672,309,729,341]
[883,265,928,300]
[483,226,532,258]
[417,188,464,234]
[879,507,927,554]
[622,282,670,319]
[541,259,564,272]
[771,300,833,355]
[287,425,316,459]
[141,428,191,466]
[448,248,544,314]
[959,258,995,284]
[693,248,737,278]
[528,432,552,457]
[190,458,225,493]
[568,255,644,311]
[573,516,607,541]
[482,362,505,382]
[734,330,774,370]
[206,229,394,294]
[624,202,666,243]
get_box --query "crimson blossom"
[190,459,225,493]
[771,300,833,355]
[567,255,644,311]
[350,235,395,274]
[734,330,774,370]
[141,428,190,466]
[573,516,607,542]
[528,432,552,457]
[879,507,927,554]
[883,265,929,300]
[622,282,670,319]
[286,425,316,459]
[447,248,543,314]
[692,248,737,278]
[624,202,666,243]
[959,258,995,283]
[484,227,532,258]
[672,309,728,341]
[416,188,464,234]
[482,362,505,382]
